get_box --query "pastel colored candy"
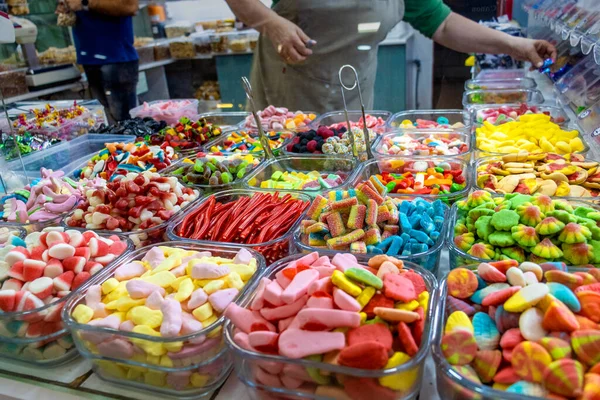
[472,349,502,383]
[504,283,549,312]
[538,337,572,360]
[441,330,478,365]
[447,268,479,299]
[571,330,600,366]
[519,307,547,341]
[542,359,584,397]
[445,311,474,334]
[511,341,552,383]
[506,381,547,396]
[472,312,500,350]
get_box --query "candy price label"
[578,109,591,119]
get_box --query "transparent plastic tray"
[470,104,570,126]
[464,77,537,91]
[309,110,392,134]
[204,129,293,157]
[576,96,600,135]
[161,153,265,195]
[0,230,132,366]
[167,189,311,264]
[570,8,600,47]
[242,155,357,198]
[474,69,527,81]
[555,53,600,111]
[224,252,439,400]
[473,154,600,201]
[446,198,600,269]
[129,100,199,126]
[475,124,589,158]
[462,89,545,109]
[349,157,471,204]
[5,133,136,179]
[195,112,250,130]
[372,129,472,161]
[387,109,470,130]
[63,241,264,372]
[62,193,202,249]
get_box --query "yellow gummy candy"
[225,271,245,290]
[190,373,210,387]
[129,306,163,328]
[170,276,188,290]
[331,270,361,296]
[445,311,474,334]
[141,271,176,288]
[378,352,417,391]
[356,286,376,309]
[101,278,119,294]
[570,137,585,152]
[227,264,255,281]
[97,360,127,379]
[192,303,214,321]
[72,304,94,324]
[103,282,128,303]
[144,370,166,387]
[131,325,166,356]
[106,296,145,312]
[159,355,173,368]
[359,312,367,324]
[126,368,144,380]
[418,291,430,314]
[203,279,225,295]
[395,300,420,312]
[555,141,571,154]
[175,278,194,302]
[146,355,160,365]
[152,255,181,274]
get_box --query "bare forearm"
[89,0,138,17]
[433,12,516,55]
[224,0,279,33]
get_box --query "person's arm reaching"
[65,0,138,17]
[224,0,313,64]
[432,12,556,68]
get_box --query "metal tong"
[338,65,374,160]
[242,76,275,160]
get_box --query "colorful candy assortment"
[298,183,447,264]
[476,118,585,155]
[286,126,377,158]
[453,190,600,265]
[375,132,469,157]
[477,152,600,197]
[364,160,467,196]
[392,117,466,129]
[65,171,200,247]
[475,104,567,125]
[149,117,223,151]
[248,171,345,191]
[439,262,600,398]
[0,168,92,224]
[0,227,24,248]
[225,252,432,398]
[75,142,177,181]
[130,100,198,126]
[174,192,310,263]
[243,106,316,131]
[0,227,128,361]
[325,114,387,131]
[13,103,96,136]
[208,130,293,154]
[167,154,259,186]
[69,245,259,370]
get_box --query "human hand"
[55,1,69,13]
[508,37,557,69]
[64,0,83,12]
[264,15,314,64]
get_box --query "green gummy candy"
[364,316,389,326]
[505,194,532,209]
[583,221,600,241]
[590,240,600,264]
[466,216,476,232]
[474,216,494,241]
[554,200,574,213]
[495,200,512,211]
[574,206,595,219]
[455,223,469,235]
[488,231,515,247]
[236,168,246,179]
[450,183,463,193]
[500,246,526,263]
[304,355,330,384]
[272,171,283,181]
[221,172,232,183]
[207,162,217,172]
[586,212,600,221]
[193,160,204,173]
[468,206,495,221]
[345,267,383,289]
[491,209,520,231]
[546,210,578,224]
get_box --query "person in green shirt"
[225,0,556,113]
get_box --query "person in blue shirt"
[60,0,139,122]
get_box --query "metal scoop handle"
[242,77,275,160]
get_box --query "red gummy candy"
[383,274,416,302]
[343,378,397,400]
[306,140,318,153]
[347,323,393,350]
[411,307,425,345]
[400,270,427,295]
[397,321,419,356]
[338,341,388,370]
[362,294,394,318]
